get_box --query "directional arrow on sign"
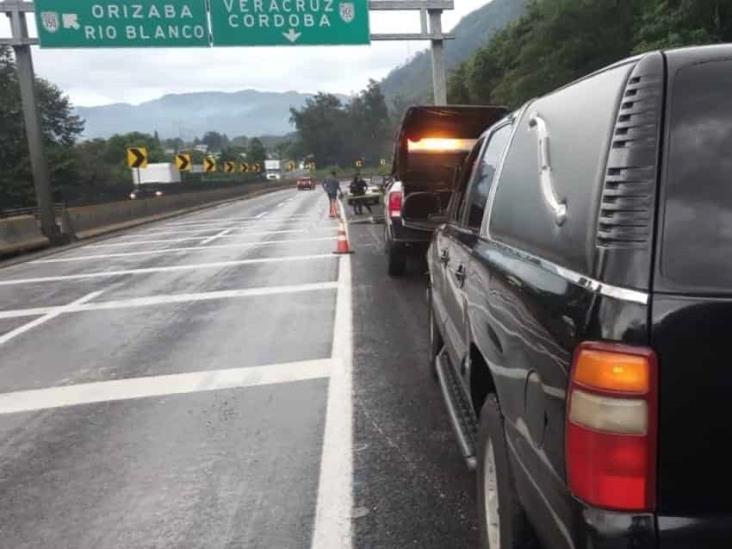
[127,147,148,169]
[224,161,235,173]
[240,163,249,173]
[176,154,192,172]
[62,13,80,30]
[203,156,216,173]
[282,29,301,43]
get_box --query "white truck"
[265,160,282,180]
[130,163,181,199]
[131,163,181,185]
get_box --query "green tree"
[201,131,229,152]
[246,137,267,165]
[0,45,84,208]
[634,0,732,51]
[447,64,472,104]
[346,80,392,166]
[289,93,349,166]
[161,137,184,152]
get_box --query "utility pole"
[3,0,62,243]
[369,0,454,106]
[428,9,447,105]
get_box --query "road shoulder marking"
[311,253,353,549]
[0,359,333,415]
[0,290,103,346]
[31,237,339,263]
[200,227,233,245]
[0,254,335,286]
[0,281,338,320]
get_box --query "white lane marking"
[200,227,232,245]
[0,291,103,346]
[86,230,315,248]
[0,254,335,287]
[122,221,310,238]
[311,253,353,549]
[31,237,339,263]
[165,214,312,227]
[0,359,333,415]
[0,282,338,320]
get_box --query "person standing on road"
[349,173,371,215]
[322,170,342,218]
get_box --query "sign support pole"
[368,0,454,106]
[428,9,446,105]
[4,0,62,242]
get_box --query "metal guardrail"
[0,203,66,219]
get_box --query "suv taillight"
[566,342,657,512]
[388,190,402,218]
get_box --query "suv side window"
[462,123,512,229]
[488,63,634,274]
[449,138,484,222]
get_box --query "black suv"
[413,45,732,548]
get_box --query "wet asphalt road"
[0,188,478,548]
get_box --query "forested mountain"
[380,0,527,106]
[448,0,732,108]
[75,90,346,139]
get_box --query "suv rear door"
[652,49,732,523]
[439,121,513,373]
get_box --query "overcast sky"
[1,0,492,107]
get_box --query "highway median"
[1,182,292,260]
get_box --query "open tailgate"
[392,105,508,193]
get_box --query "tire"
[428,289,442,381]
[385,225,407,276]
[387,245,407,276]
[477,394,539,549]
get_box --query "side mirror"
[402,192,448,230]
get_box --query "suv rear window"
[660,59,732,292]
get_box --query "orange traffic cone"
[333,226,352,254]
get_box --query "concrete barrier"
[65,182,290,239]
[1,182,291,259]
[0,215,49,256]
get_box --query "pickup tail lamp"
[566,342,657,512]
[407,137,476,153]
[388,190,403,218]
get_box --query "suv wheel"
[387,246,406,276]
[477,394,538,549]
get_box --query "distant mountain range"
[381,0,527,104]
[75,90,334,139]
[75,0,526,139]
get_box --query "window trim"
[481,104,529,237]
[447,136,486,224]
[460,119,514,229]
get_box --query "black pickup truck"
[408,45,732,549]
[383,106,506,276]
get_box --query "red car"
[296,177,315,190]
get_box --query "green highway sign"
[34,0,210,48]
[210,0,370,46]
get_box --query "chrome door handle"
[528,113,567,226]
[454,264,466,286]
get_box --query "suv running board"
[435,349,478,471]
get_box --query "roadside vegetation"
[288,80,393,171]
[0,45,278,211]
[4,1,732,210]
[447,0,732,106]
